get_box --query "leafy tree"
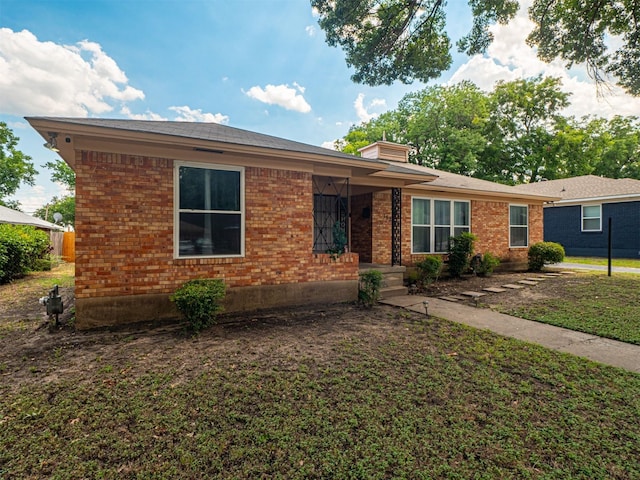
[44,158,75,190]
[479,76,570,184]
[33,196,75,227]
[0,122,37,207]
[592,116,640,179]
[398,81,489,175]
[313,0,640,95]
[312,0,516,85]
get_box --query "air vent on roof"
[358,141,409,163]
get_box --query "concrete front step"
[380,285,409,299]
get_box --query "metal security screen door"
[313,177,349,253]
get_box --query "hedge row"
[0,224,51,284]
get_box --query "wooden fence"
[50,231,75,262]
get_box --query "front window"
[582,205,602,232]
[175,162,244,258]
[509,205,528,247]
[412,198,470,253]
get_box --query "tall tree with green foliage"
[0,122,38,208]
[479,76,570,184]
[44,158,75,190]
[313,0,640,95]
[33,196,75,228]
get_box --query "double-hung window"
[412,198,470,253]
[175,162,244,258]
[509,205,528,247]
[582,205,602,232]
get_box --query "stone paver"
[517,280,538,285]
[502,283,524,289]
[439,296,461,302]
[461,291,487,298]
[483,287,508,293]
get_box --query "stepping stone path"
[437,270,575,305]
[483,286,508,293]
[461,291,487,298]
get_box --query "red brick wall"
[365,190,544,267]
[74,151,358,300]
[371,191,392,264]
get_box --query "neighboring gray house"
[0,205,63,230]
[515,175,640,258]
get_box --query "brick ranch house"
[27,117,555,329]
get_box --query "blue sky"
[2,0,640,213]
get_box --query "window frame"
[509,204,529,248]
[581,204,602,232]
[174,161,245,259]
[411,197,471,254]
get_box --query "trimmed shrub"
[358,270,383,308]
[0,224,51,284]
[415,256,442,287]
[447,232,477,278]
[476,252,501,277]
[170,279,226,333]
[528,242,565,271]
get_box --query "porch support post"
[391,187,402,266]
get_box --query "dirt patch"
[0,265,577,393]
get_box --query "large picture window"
[509,205,528,247]
[412,198,470,253]
[582,204,602,232]
[175,162,244,257]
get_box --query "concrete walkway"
[551,262,640,274]
[380,295,640,373]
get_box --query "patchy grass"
[497,273,640,345]
[565,256,640,269]
[1,316,639,479]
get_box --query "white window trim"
[509,204,529,248]
[581,204,602,232]
[411,197,471,254]
[174,161,245,259]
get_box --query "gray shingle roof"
[27,117,385,166]
[379,161,551,197]
[513,175,640,201]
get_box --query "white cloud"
[321,140,337,150]
[169,106,229,124]
[0,28,144,117]
[354,93,387,122]
[447,9,640,119]
[120,106,167,120]
[305,25,316,36]
[244,83,312,113]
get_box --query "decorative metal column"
[391,187,402,266]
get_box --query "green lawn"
[1,315,639,478]
[2,266,640,478]
[499,273,640,345]
[565,256,640,269]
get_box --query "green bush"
[415,256,442,287]
[170,279,226,333]
[476,252,501,277]
[0,224,51,284]
[528,242,565,271]
[447,232,477,278]
[358,270,383,308]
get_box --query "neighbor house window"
[175,162,244,258]
[582,204,602,232]
[412,198,470,253]
[509,205,528,247]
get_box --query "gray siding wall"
[544,201,640,258]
